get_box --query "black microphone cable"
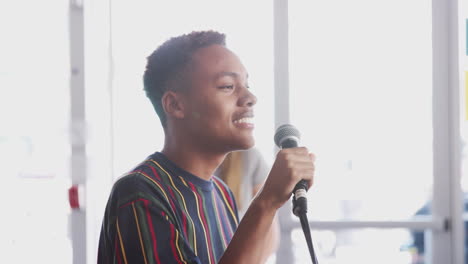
[275,124,319,264]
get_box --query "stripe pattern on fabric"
[98,152,239,264]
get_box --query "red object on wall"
[68,185,80,209]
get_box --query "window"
[289,0,433,222]
[0,1,72,263]
[277,0,464,263]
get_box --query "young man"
[98,30,315,264]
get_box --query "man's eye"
[219,85,234,90]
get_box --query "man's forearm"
[264,214,280,258]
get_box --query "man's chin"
[236,138,255,151]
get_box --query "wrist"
[252,190,280,212]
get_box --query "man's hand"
[258,147,315,210]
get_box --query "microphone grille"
[274,124,301,147]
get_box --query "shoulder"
[114,159,166,189]
[109,160,175,206]
[112,173,146,194]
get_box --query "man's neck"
[161,144,226,181]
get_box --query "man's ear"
[162,91,186,119]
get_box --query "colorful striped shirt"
[98,152,239,264]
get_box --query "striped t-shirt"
[98,152,239,264]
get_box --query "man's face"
[180,44,257,153]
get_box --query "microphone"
[274,124,308,216]
[275,124,319,264]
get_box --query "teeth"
[234,117,254,124]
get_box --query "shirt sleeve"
[113,198,200,264]
[99,174,201,264]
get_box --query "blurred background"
[0,0,467,263]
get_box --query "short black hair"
[143,30,226,127]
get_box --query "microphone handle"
[279,138,309,216]
[294,179,309,193]
[280,138,309,193]
[293,180,308,216]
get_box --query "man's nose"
[238,88,257,107]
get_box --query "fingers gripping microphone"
[274,124,308,217]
